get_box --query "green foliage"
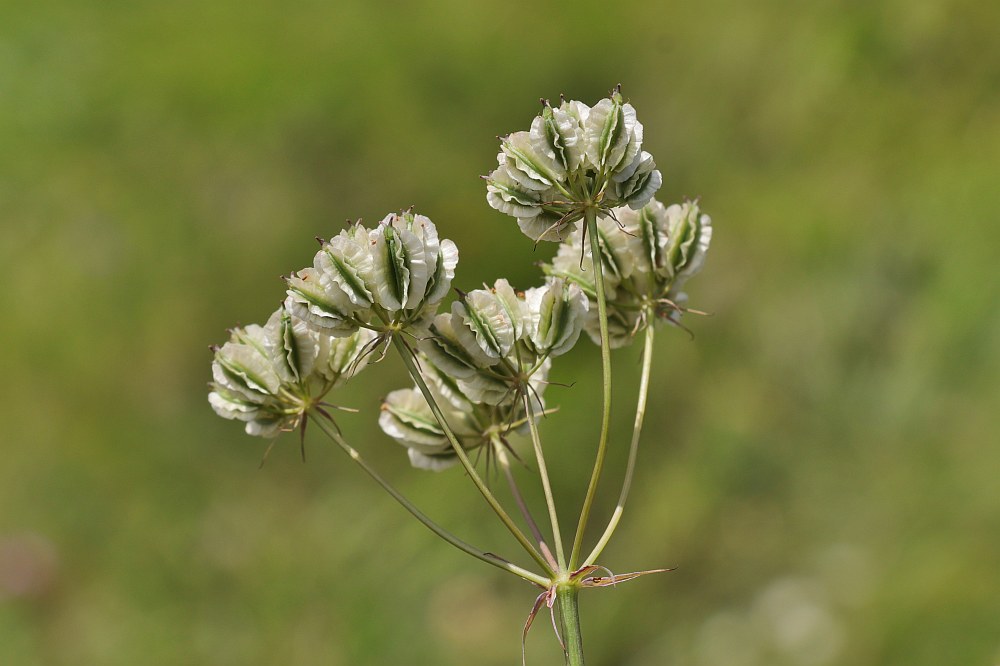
[1,0,998,664]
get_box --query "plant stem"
[556,585,585,665]
[311,415,550,588]
[583,322,655,567]
[523,392,567,571]
[495,442,559,571]
[391,336,555,576]
[570,206,613,568]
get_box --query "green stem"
[570,207,613,568]
[556,585,585,665]
[583,321,655,567]
[311,415,550,588]
[523,391,567,571]
[495,442,559,570]
[391,336,555,577]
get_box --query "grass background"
[2,0,998,664]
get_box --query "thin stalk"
[391,336,555,576]
[495,442,559,571]
[583,322,655,567]
[569,206,613,568]
[523,392,567,571]
[556,585,585,665]
[311,415,550,588]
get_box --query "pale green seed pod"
[630,200,669,276]
[515,213,578,243]
[285,223,375,335]
[545,198,713,348]
[547,214,641,293]
[446,279,575,394]
[492,278,527,341]
[284,267,367,337]
[368,210,459,316]
[524,278,589,357]
[273,307,325,384]
[321,324,380,385]
[529,101,588,177]
[499,131,563,191]
[452,370,514,406]
[320,224,377,308]
[584,93,643,177]
[287,211,458,338]
[209,307,377,438]
[660,201,713,285]
[422,276,575,406]
[379,356,549,471]
[486,88,662,243]
[613,151,662,210]
[420,313,483,379]
[450,282,522,364]
[486,166,547,219]
[455,356,551,406]
[210,321,284,433]
[379,386,480,471]
[379,364,482,472]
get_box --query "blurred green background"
[2,0,998,664]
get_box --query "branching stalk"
[570,206,613,568]
[523,391,567,571]
[391,336,556,576]
[495,442,559,571]
[584,322,655,566]
[311,415,550,587]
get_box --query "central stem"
[556,585,585,665]
[570,206,613,568]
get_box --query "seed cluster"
[209,88,711,471]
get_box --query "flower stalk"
[310,413,550,587]
[569,206,614,568]
[496,441,559,571]
[392,335,556,576]
[584,321,655,567]
[522,389,567,570]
